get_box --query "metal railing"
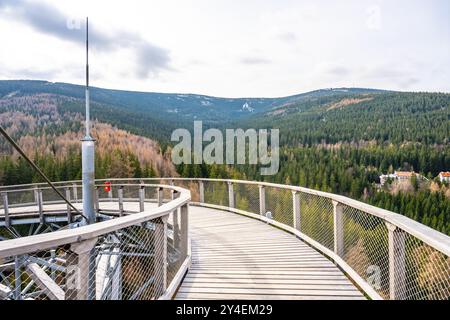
[1,178,450,300]
[0,181,191,300]
[176,178,449,300]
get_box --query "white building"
[438,172,450,183]
[379,171,423,186]
[379,173,397,185]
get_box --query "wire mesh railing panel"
[120,185,141,200]
[265,187,294,227]
[167,209,186,286]
[203,181,228,206]
[0,217,168,300]
[402,234,450,300]
[96,218,166,300]
[234,183,260,214]
[341,205,390,299]
[2,190,35,207]
[0,244,74,300]
[40,187,65,203]
[173,180,200,202]
[299,192,334,251]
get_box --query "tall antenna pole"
[81,16,96,225]
[85,16,90,136]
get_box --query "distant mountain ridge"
[0,80,387,122]
[0,80,447,147]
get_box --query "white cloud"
[0,0,448,97]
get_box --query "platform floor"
[175,206,365,300]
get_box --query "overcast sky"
[0,0,449,97]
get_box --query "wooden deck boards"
[175,206,365,300]
[1,201,366,300]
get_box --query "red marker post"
[104,181,111,192]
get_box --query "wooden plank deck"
[176,206,365,300]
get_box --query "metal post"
[333,200,344,257]
[154,216,168,297]
[81,17,96,225]
[259,185,266,215]
[72,183,78,203]
[94,186,100,212]
[81,138,95,224]
[292,191,301,230]
[118,186,124,216]
[14,256,22,300]
[228,182,235,208]
[1,192,10,228]
[172,191,180,248]
[34,187,39,205]
[65,237,97,300]
[139,185,145,212]
[387,223,406,300]
[180,204,189,259]
[65,187,72,224]
[110,235,122,300]
[37,189,44,224]
[50,249,56,281]
[157,187,164,207]
[170,183,175,201]
[199,181,204,203]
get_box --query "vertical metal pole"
[1,192,10,228]
[65,187,72,224]
[172,191,180,249]
[37,189,44,224]
[66,238,97,300]
[34,187,39,205]
[14,256,22,300]
[199,180,204,203]
[50,250,56,281]
[154,216,168,297]
[259,185,266,215]
[139,185,145,212]
[72,183,78,203]
[110,235,122,300]
[157,187,164,207]
[118,186,124,216]
[387,223,406,300]
[333,201,344,257]
[228,182,235,208]
[180,204,189,259]
[81,17,96,225]
[94,186,100,212]
[292,191,301,231]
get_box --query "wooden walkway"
[175,206,365,300]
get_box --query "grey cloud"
[0,0,171,78]
[240,57,271,65]
[0,65,59,80]
[327,66,350,77]
[363,65,421,89]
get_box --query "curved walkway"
[176,206,365,300]
[1,201,366,300]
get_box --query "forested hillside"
[0,80,449,234]
[0,93,176,185]
[239,92,449,145]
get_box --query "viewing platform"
[0,178,449,300]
